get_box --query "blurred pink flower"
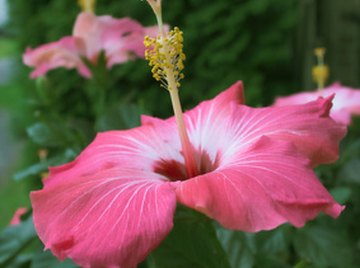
[31,82,345,268]
[274,82,360,125]
[23,37,91,79]
[9,207,28,225]
[23,12,162,78]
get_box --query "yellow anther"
[144,27,186,91]
[77,0,95,12]
[312,47,329,89]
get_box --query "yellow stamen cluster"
[77,0,95,12]
[312,47,329,89]
[144,27,186,91]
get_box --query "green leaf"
[293,259,315,268]
[339,158,360,184]
[14,149,77,181]
[148,207,231,268]
[27,123,51,145]
[4,253,33,268]
[340,139,360,161]
[26,122,70,147]
[256,227,289,254]
[216,227,256,268]
[31,250,78,268]
[254,255,290,268]
[97,103,140,131]
[0,216,37,266]
[330,187,352,204]
[254,227,292,268]
[293,225,353,267]
[13,161,48,181]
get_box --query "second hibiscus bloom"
[23,12,161,78]
[274,82,360,126]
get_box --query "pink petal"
[185,85,346,167]
[73,12,157,67]
[23,36,91,78]
[325,83,360,123]
[72,12,104,60]
[176,137,344,232]
[212,80,245,105]
[137,83,243,171]
[141,114,165,126]
[43,124,181,188]
[31,125,184,267]
[32,169,176,268]
[324,83,360,113]
[104,23,164,67]
[274,83,360,125]
[105,31,145,67]
[9,208,28,225]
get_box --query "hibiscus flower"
[274,82,360,125]
[23,12,161,78]
[31,81,346,268]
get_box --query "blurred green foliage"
[9,0,298,115]
[0,0,359,267]
[0,38,18,58]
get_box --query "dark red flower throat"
[153,149,221,181]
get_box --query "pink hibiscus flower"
[274,82,360,125]
[31,81,346,268]
[23,12,161,78]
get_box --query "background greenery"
[0,0,359,267]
